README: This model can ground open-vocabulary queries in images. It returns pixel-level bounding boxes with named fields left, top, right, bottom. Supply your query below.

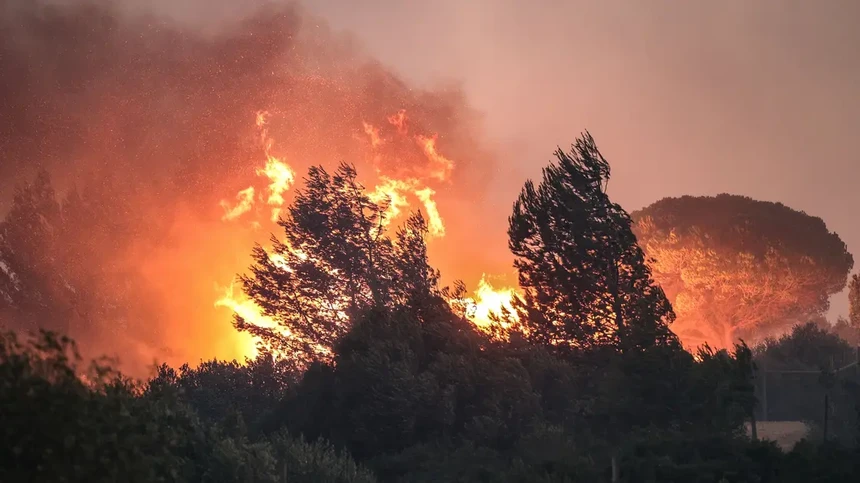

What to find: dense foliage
left=3, top=135, right=860, bottom=481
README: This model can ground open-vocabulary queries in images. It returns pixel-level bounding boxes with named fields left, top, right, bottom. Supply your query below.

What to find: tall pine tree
left=508, top=132, right=676, bottom=355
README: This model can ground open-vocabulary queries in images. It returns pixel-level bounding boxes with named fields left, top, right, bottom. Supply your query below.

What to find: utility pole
left=823, top=357, right=835, bottom=442
left=761, top=362, right=768, bottom=422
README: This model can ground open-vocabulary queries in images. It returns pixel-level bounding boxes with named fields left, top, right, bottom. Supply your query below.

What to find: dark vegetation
left=3, top=134, right=860, bottom=481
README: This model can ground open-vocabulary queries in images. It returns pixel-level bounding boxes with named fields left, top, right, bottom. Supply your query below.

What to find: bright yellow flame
left=257, top=156, right=295, bottom=221
left=255, top=111, right=295, bottom=221
left=368, top=178, right=446, bottom=238
left=216, top=109, right=462, bottom=361
left=214, top=281, right=283, bottom=359
left=369, top=177, right=412, bottom=226
left=464, top=274, right=520, bottom=329
left=221, top=111, right=296, bottom=224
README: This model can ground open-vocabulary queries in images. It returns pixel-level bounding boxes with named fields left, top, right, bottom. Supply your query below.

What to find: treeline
left=3, top=134, right=860, bottom=482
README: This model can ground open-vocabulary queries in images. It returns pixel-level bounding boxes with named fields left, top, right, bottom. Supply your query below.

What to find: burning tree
left=236, top=163, right=440, bottom=363
left=632, top=194, right=854, bottom=348
left=507, top=132, right=677, bottom=354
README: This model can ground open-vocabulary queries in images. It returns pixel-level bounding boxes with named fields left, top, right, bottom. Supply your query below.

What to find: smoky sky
left=296, top=0, right=860, bottom=319
left=141, top=0, right=860, bottom=317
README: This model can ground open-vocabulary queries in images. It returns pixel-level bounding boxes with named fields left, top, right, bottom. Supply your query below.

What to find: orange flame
left=362, top=121, right=384, bottom=149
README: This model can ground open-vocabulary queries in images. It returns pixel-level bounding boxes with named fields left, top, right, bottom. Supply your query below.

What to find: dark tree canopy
left=508, top=133, right=676, bottom=354
left=632, top=194, right=854, bottom=348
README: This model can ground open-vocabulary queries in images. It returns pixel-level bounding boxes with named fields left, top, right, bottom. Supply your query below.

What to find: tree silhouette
left=507, top=133, right=676, bottom=354
left=0, top=171, right=69, bottom=333
left=0, top=171, right=164, bottom=366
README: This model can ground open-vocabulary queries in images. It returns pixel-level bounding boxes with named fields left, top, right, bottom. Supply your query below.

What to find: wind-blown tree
left=238, top=163, right=439, bottom=363
left=507, top=133, right=688, bottom=481
left=632, top=195, right=854, bottom=348
left=507, top=132, right=677, bottom=354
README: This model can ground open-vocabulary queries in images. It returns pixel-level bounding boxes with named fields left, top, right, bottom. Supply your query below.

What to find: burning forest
left=0, top=0, right=518, bottom=374
left=2, top=0, right=858, bottom=373
left=4, top=2, right=860, bottom=480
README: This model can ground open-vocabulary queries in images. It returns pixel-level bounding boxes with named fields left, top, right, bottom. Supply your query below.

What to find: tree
left=832, top=317, right=860, bottom=346
left=0, top=329, right=379, bottom=483
left=0, top=170, right=67, bottom=332
left=237, top=163, right=439, bottom=363
left=849, top=274, right=860, bottom=329
left=0, top=171, right=166, bottom=370
left=507, top=132, right=676, bottom=354
left=632, top=194, right=854, bottom=349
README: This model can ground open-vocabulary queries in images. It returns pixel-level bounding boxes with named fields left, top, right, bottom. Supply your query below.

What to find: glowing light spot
left=416, top=134, right=454, bottom=182
left=414, top=187, right=445, bottom=237
left=219, top=186, right=255, bottom=221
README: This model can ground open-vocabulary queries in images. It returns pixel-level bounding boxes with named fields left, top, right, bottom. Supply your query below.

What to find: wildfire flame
left=462, top=274, right=521, bottom=330
left=416, top=134, right=455, bottom=182
left=215, top=109, right=518, bottom=359
left=219, top=111, right=296, bottom=223
left=368, top=178, right=445, bottom=238
left=214, top=282, right=278, bottom=359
